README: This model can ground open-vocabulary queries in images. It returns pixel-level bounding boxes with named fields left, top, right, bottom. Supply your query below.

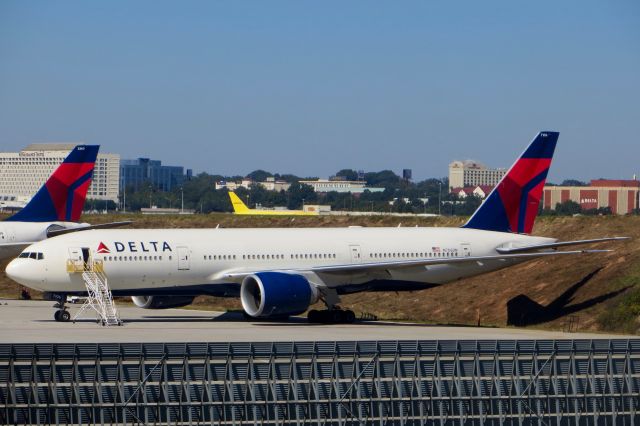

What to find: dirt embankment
left=1, top=214, right=638, bottom=334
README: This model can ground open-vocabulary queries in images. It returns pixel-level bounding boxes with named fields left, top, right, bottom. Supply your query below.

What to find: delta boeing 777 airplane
left=0, top=145, right=129, bottom=261
left=6, top=132, right=627, bottom=322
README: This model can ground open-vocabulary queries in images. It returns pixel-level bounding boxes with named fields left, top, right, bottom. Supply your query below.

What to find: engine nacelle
left=240, top=272, right=318, bottom=318
left=131, top=295, right=195, bottom=309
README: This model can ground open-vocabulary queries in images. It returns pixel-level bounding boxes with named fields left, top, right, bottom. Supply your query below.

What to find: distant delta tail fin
left=228, top=192, right=251, bottom=214
left=462, top=131, right=559, bottom=234
left=6, top=145, right=100, bottom=222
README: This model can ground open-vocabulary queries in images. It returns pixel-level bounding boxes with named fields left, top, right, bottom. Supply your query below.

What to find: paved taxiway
left=0, top=300, right=632, bottom=343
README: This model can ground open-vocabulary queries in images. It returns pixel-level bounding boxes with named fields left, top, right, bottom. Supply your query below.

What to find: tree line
left=84, top=169, right=627, bottom=216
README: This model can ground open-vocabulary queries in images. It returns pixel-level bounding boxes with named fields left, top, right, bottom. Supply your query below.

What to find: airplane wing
left=495, top=237, right=629, bottom=254
left=220, top=249, right=611, bottom=280
left=46, top=221, right=133, bottom=238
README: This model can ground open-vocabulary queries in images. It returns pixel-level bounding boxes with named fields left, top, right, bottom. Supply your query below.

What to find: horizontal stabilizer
left=0, top=242, right=34, bottom=259
left=46, top=221, right=133, bottom=238
left=495, top=237, right=630, bottom=254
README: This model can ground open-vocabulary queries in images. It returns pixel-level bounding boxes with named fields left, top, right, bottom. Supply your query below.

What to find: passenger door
left=68, top=247, right=84, bottom=272
left=349, top=245, right=362, bottom=264
left=0, top=225, right=15, bottom=242
left=460, top=243, right=471, bottom=257
left=177, top=246, right=190, bottom=270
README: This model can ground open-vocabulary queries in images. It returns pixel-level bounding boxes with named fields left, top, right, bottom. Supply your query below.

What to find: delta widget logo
left=96, top=242, right=110, bottom=254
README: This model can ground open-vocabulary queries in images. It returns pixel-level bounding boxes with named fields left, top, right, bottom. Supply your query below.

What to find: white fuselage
left=6, top=227, right=555, bottom=295
left=0, top=221, right=88, bottom=261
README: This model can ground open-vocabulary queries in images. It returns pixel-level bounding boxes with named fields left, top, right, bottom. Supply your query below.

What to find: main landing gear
left=308, top=288, right=356, bottom=324
left=307, top=308, right=356, bottom=324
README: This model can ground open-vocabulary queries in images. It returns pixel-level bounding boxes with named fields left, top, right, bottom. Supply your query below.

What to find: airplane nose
left=6, top=259, right=21, bottom=283
left=6, top=259, right=33, bottom=286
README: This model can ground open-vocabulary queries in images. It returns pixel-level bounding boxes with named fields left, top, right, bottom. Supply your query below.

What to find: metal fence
left=1, top=339, right=639, bottom=425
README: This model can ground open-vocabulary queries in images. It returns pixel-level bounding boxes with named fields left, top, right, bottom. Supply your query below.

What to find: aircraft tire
left=344, top=310, right=356, bottom=323
left=331, top=310, right=345, bottom=323
left=307, top=310, right=320, bottom=323
left=60, top=310, right=71, bottom=322
left=54, top=310, right=61, bottom=322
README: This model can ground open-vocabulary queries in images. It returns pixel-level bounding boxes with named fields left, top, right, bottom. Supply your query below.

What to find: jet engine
left=240, top=272, right=319, bottom=318
left=131, top=295, right=195, bottom=309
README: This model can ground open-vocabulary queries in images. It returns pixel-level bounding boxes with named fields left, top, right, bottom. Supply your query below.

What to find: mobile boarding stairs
left=66, top=257, right=122, bottom=326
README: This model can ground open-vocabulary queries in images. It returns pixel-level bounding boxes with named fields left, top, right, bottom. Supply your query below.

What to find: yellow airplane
left=228, top=192, right=319, bottom=216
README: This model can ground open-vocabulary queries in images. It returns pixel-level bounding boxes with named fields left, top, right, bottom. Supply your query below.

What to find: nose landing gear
left=51, top=294, right=70, bottom=322
left=53, top=308, right=71, bottom=322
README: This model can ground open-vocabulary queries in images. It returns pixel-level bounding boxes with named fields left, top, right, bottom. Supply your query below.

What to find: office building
left=120, top=158, right=188, bottom=192
left=299, top=179, right=385, bottom=194
left=0, top=143, right=120, bottom=203
left=449, top=160, right=506, bottom=190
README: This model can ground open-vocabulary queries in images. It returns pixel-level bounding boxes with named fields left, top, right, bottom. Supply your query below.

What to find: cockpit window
left=18, top=252, right=44, bottom=260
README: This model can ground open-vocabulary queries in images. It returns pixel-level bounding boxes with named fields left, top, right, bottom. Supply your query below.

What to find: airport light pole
left=438, top=181, right=442, bottom=216
left=122, top=174, right=126, bottom=212
left=180, top=186, right=184, bottom=213
left=424, top=192, right=427, bottom=214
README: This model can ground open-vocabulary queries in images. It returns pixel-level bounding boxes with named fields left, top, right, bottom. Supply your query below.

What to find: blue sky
left=1, top=1, right=638, bottom=182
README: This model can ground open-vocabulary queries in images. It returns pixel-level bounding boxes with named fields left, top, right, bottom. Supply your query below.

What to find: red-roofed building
left=590, top=179, right=640, bottom=188
left=543, top=179, right=639, bottom=214
left=451, top=185, right=495, bottom=199
left=473, top=185, right=494, bottom=198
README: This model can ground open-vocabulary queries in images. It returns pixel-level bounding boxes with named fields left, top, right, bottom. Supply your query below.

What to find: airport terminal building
left=0, top=143, right=120, bottom=204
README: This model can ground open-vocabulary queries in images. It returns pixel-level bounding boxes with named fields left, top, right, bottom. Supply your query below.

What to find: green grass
left=596, top=259, right=640, bottom=334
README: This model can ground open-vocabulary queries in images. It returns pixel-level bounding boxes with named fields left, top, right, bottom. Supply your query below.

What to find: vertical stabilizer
left=462, top=131, right=559, bottom=234
left=6, top=145, right=100, bottom=222
left=229, top=192, right=251, bottom=214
